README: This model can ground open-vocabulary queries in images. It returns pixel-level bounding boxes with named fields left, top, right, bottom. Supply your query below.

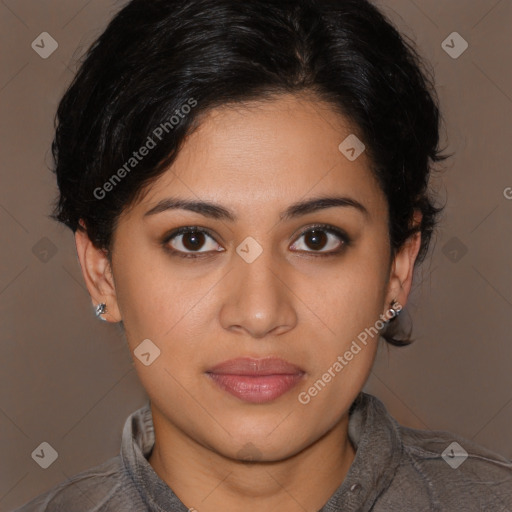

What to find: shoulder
left=358, top=393, right=512, bottom=509
left=11, top=455, right=143, bottom=512
left=387, top=423, right=512, bottom=510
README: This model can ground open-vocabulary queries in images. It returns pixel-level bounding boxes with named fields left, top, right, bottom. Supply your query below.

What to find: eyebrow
left=143, top=195, right=369, bottom=221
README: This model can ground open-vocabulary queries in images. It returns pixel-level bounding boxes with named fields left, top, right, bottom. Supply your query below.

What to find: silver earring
left=387, top=299, right=402, bottom=322
left=383, top=299, right=402, bottom=324
left=95, top=302, right=107, bottom=318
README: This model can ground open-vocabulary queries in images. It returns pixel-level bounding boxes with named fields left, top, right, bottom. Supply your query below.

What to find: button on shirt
left=12, top=392, right=512, bottom=511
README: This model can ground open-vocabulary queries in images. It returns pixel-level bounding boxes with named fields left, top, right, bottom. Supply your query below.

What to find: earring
left=95, top=302, right=107, bottom=319
left=386, top=299, right=402, bottom=323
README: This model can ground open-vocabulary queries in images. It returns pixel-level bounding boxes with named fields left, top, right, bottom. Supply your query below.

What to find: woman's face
left=83, top=93, right=418, bottom=462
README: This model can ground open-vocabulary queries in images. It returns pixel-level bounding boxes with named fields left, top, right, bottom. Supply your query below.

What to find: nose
left=219, top=246, right=298, bottom=339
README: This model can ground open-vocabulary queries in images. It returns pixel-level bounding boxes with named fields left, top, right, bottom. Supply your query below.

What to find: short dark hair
left=51, top=0, right=448, bottom=346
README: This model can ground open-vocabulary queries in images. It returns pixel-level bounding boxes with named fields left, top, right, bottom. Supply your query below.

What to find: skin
left=75, top=92, right=421, bottom=512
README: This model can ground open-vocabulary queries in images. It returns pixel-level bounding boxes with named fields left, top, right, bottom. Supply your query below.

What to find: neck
left=148, top=407, right=356, bottom=512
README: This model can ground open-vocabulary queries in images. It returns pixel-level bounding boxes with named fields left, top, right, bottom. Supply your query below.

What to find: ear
left=385, top=211, right=422, bottom=311
left=74, top=219, right=122, bottom=322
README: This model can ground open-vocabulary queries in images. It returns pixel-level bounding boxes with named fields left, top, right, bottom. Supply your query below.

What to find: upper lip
left=206, top=357, right=305, bottom=376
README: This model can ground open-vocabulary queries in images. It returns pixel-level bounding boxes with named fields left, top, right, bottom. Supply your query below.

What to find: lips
left=206, top=357, right=305, bottom=404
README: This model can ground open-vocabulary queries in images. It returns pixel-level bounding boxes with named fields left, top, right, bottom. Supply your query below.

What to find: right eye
left=163, top=227, right=224, bottom=258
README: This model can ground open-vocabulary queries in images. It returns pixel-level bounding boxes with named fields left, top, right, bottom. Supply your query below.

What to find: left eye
left=290, top=227, right=346, bottom=253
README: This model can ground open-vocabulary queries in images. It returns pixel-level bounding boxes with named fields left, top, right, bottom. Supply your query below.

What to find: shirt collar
left=121, top=392, right=403, bottom=511
left=320, top=392, right=403, bottom=511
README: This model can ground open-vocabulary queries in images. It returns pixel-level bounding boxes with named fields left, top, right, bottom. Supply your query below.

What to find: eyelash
left=161, top=223, right=351, bottom=259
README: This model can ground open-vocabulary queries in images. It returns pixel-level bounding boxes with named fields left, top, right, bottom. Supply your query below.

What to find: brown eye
left=181, top=231, right=206, bottom=251
left=165, top=227, right=223, bottom=256
left=303, top=229, right=328, bottom=251
left=290, top=225, right=348, bottom=255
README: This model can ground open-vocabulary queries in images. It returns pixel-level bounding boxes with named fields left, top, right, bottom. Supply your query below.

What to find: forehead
left=130, top=93, right=386, bottom=219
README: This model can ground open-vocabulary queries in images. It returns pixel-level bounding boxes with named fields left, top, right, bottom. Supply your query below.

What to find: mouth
left=205, top=357, right=306, bottom=404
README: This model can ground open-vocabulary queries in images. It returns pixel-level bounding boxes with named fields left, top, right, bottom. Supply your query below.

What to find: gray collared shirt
left=12, top=392, right=512, bottom=511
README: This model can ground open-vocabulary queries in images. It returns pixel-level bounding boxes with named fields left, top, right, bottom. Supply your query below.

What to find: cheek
left=312, top=252, right=388, bottom=337
left=295, top=280, right=385, bottom=426
left=114, top=261, right=219, bottom=368
left=111, top=253, right=179, bottom=344
left=299, top=244, right=389, bottom=379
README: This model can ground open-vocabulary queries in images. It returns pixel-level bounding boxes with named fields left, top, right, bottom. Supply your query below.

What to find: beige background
left=1, top=0, right=511, bottom=510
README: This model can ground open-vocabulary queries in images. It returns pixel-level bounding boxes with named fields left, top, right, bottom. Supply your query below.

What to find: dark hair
left=50, top=0, right=448, bottom=346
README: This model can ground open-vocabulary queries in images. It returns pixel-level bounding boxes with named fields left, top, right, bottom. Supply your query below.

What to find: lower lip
left=206, top=373, right=304, bottom=403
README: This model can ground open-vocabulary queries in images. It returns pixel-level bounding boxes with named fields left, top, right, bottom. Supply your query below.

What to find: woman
left=14, top=0, right=512, bottom=510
